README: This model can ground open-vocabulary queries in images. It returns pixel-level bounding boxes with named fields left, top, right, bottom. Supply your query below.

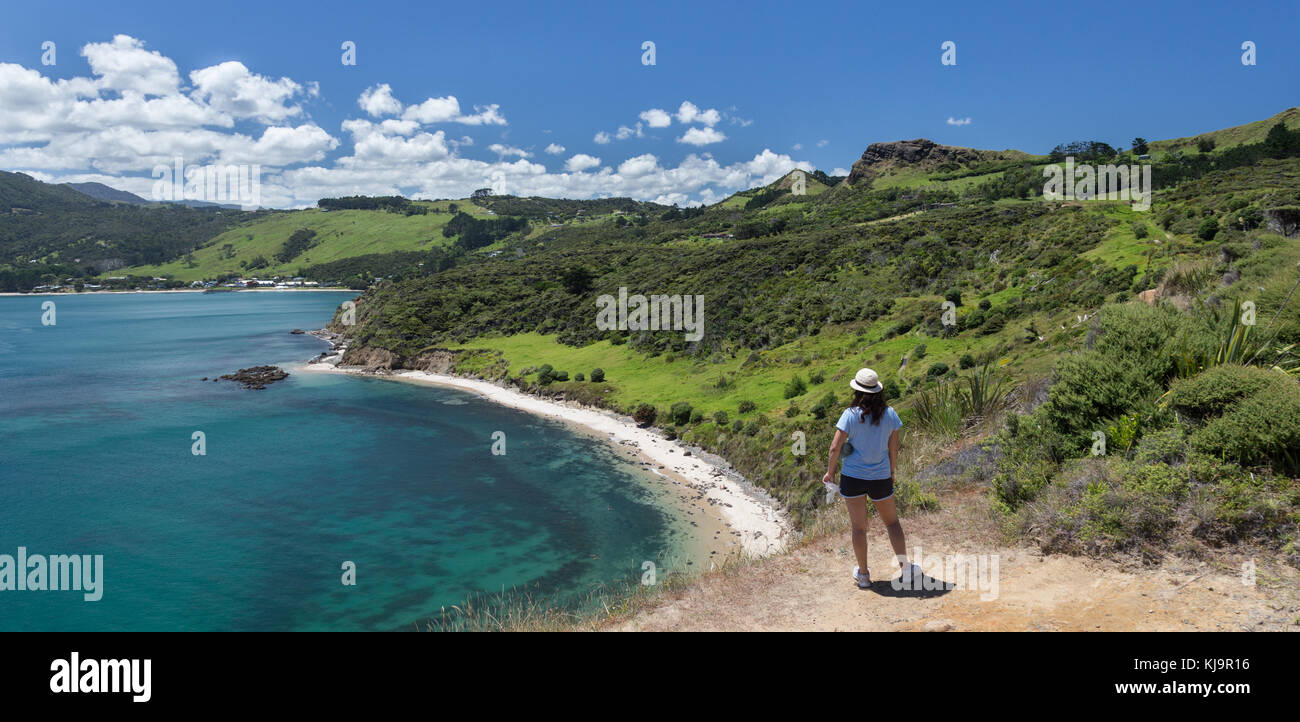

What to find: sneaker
left=898, top=562, right=923, bottom=587
left=853, top=566, right=871, bottom=589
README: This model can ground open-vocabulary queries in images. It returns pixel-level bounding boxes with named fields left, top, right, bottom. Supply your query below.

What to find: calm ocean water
left=0, top=292, right=700, bottom=630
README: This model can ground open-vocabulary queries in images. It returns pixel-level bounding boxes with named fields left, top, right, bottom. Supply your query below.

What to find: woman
left=821, top=368, right=917, bottom=589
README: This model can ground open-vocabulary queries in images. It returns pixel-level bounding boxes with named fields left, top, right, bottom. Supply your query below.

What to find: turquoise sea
left=0, top=292, right=702, bottom=630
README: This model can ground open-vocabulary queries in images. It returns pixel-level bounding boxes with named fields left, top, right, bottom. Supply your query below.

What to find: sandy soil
left=612, top=498, right=1300, bottom=632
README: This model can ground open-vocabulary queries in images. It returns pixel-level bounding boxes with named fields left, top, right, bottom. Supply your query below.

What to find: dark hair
left=852, top=389, right=887, bottom=425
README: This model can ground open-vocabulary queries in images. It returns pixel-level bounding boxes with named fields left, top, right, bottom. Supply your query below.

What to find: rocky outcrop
left=1264, top=207, right=1300, bottom=238
left=339, top=345, right=399, bottom=371
left=219, top=366, right=289, bottom=390
left=846, top=139, right=988, bottom=185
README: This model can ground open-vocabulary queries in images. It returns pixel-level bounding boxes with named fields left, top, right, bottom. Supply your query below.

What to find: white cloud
left=189, top=61, right=305, bottom=123
left=617, top=153, right=659, bottom=177
left=832, top=167, right=849, bottom=176
left=565, top=153, right=601, bottom=171
left=359, top=84, right=403, bottom=117
left=816, top=139, right=829, bottom=148
left=791, top=143, right=803, bottom=151
left=401, top=95, right=460, bottom=123
left=0, top=37, right=811, bottom=208
left=946, top=116, right=972, bottom=126
left=678, top=127, right=726, bottom=146
left=81, top=35, right=180, bottom=97
left=457, top=103, right=506, bottom=126
left=488, top=143, right=531, bottom=158
left=675, top=101, right=721, bottom=126
left=638, top=108, right=672, bottom=128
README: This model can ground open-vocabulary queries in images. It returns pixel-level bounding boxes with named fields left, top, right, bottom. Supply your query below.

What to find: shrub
left=670, top=401, right=693, bottom=426
left=552, top=370, right=569, bottom=382
left=1042, top=303, right=1197, bottom=448
left=784, top=405, right=800, bottom=418
left=927, top=362, right=950, bottom=378
left=809, top=370, right=825, bottom=384
left=1188, top=380, right=1300, bottom=474
left=913, top=344, right=928, bottom=360
left=783, top=375, right=807, bottom=399
left=959, top=353, right=976, bottom=369
left=944, top=289, right=962, bottom=307
left=690, top=410, right=703, bottom=424
left=1132, top=221, right=1148, bottom=239
left=743, top=421, right=760, bottom=436
left=810, top=403, right=829, bottom=419
left=979, top=314, right=1005, bottom=335
left=1132, top=427, right=1187, bottom=466
left=536, top=364, right=555, bottom=385
left=1197, top=217, right=1219, bottom=240
left=713, top=411, right=728, bottom=425
left=731, top=420, right=744, bottom=433
left=574, top=372, right=584, bottom=382
left=883, top=379, right=900, bottom=400
left=590, top=368, right=605, bottom=382
left=633, top=404, right=657, bottom=426
left=737, top=399, right=757, bottom=414
left=1166, top=365, right=1287, bottom=419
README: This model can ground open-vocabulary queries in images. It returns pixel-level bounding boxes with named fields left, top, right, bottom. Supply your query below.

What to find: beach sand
left=299, top=361, right=791, bottom=559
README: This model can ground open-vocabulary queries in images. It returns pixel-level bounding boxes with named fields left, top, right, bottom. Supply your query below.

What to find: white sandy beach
left=300, top=360, right=791, bottom=557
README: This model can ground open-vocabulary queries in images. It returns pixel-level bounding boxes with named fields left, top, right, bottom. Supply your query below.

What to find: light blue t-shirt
left=835, top=406, right=901, bottom=480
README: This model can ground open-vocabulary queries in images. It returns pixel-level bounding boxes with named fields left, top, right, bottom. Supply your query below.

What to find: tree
left=1197, top=217, right=1220, bottom=241
left=1132, top=137, right=1149, bottom=155
left=561, top=266, right=595, bottom=295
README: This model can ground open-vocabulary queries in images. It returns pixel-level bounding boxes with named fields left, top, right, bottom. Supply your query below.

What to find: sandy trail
left=613, top=502, right=1299, bottom=632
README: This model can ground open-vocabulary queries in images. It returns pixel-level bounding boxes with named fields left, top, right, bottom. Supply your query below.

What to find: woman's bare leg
left=871, top=496, right=908, bottom=568
left=844, top=495, right=871, bottom=574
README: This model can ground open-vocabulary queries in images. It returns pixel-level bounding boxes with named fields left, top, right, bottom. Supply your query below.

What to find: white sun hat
left=849, top=367, right=884, bottom=393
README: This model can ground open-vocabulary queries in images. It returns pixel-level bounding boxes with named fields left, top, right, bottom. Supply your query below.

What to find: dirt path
left=612, top=502, right=1299, bottom=632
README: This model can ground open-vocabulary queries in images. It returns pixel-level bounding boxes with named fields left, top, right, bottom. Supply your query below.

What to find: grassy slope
left=117, top=200, right=490, bottom=281
left=1149, top=107, right=1300, bottom=155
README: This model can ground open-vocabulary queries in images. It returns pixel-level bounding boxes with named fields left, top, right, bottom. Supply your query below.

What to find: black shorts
left=839, top=474, right=894, bottom=502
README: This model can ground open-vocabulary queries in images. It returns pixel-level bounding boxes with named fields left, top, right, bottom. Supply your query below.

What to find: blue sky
left=0, top=0, right=1295, bottom=207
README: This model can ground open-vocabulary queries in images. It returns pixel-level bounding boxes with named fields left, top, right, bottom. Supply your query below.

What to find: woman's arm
left=822, top=429, right=848, bottom=485
left=888, top=429, right=899, bottom=478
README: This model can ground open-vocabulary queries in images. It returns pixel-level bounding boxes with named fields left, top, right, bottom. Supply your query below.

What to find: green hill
left=329, top=111, right=1300, bottom=564
left=1149, top=107, right=1300, bottom=156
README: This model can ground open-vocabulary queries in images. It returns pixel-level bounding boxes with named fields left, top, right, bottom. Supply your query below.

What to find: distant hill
left=846, top=139, right=1032, bottom=185
left=1149, top=107, right=1300, bottom=155
left=0, top=170, right=250, bottom=271
left=63, top=182, right=150, bottom=205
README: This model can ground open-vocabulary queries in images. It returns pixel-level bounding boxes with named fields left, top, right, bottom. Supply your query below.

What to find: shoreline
left=0, top=288, right=357, bottom=297
left=297, top=348, right=790, bottom=559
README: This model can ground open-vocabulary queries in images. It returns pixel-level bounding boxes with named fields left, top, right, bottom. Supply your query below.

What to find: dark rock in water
left=290, top=329, right=305, bottom=334
left=200, top=377, right=208, bottom=381
left=219, top=365, right=289, bottom=390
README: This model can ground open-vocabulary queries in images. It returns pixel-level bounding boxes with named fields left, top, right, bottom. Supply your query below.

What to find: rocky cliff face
left=845, top=139, right=990, bottom=185
left=1264, top=207, right=1300, bottom=238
